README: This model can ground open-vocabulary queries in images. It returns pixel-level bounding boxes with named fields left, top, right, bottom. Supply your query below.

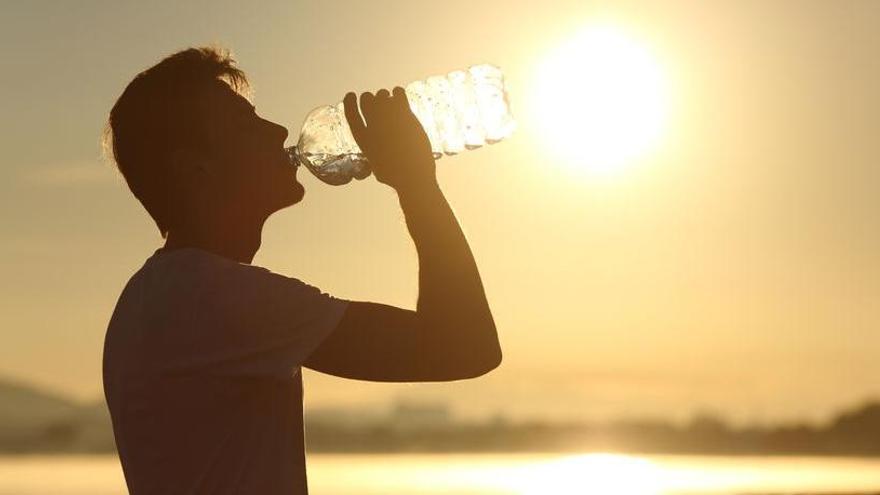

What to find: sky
left=1, top=0, right=878, bottom=426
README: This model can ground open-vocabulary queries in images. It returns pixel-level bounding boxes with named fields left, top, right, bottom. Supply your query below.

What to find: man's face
left=196, top=81, right=304, bottom=217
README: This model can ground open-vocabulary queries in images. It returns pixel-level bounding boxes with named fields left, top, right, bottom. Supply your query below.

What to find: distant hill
left=2, top=375, right=880, bottom=455
left=0, top=377, right=113, bottom=453
left=0, top=377, right=80, bottom=427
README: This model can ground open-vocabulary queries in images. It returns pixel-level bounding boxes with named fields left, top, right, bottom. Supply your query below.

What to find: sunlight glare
left=516, top=454, right=667, bottom=495
left=531, top=25, right=669, bottom=177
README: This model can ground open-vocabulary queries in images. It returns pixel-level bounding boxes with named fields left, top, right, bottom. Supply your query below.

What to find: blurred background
left=2, top=1, right=879, bottom=493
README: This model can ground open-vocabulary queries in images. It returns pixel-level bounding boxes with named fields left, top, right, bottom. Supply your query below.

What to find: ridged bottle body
left=287, top=64, right=515, bottom=185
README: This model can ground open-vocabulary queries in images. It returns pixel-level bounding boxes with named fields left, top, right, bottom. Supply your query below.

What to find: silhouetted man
left=102, top=47, right=501, bottom=494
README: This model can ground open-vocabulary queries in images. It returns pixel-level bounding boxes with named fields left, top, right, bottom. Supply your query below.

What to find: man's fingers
left=360, top=91, right=376, bottom=122
left=343, top=92, right=368, bottom=149
left=392, top=86, right=411, bottom=113
left=373, top=89, right=394, bottom=122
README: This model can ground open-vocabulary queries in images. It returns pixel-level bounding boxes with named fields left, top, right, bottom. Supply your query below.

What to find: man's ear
left=168, top=147, right=212, bottom=182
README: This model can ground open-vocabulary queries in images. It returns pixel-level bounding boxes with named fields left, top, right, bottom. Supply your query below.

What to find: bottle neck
left=284, top=146, right=300, bottom=168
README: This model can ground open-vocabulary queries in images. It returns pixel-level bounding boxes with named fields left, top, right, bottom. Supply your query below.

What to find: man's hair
left=104, top=46, right=250, bottom=238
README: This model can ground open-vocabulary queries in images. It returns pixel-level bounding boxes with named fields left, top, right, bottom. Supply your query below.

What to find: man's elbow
left=457, top=344, right=502, bottom=379
left=420, top=318, right=502, bottom=380
left=479, top=347, right=504, bottom=376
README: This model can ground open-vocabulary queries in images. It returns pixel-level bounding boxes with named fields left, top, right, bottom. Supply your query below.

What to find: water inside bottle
left=304, top=152, right=371, bottom=181
left=287, top=147, right=371, bottom=185
left=288, top=146, right=447, bottom=185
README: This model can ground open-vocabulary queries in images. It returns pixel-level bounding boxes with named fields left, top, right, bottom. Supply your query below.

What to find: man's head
left=106, top=47, right=302, bottom=238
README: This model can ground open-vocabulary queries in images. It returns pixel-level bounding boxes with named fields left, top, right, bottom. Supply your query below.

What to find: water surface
left=2, top=453, right=879, bottom=494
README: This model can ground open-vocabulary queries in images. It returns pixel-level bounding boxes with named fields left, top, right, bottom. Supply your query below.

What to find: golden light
left=531, top=24, right=670, bottom=177
left=515, top=454, right=667, bottom=495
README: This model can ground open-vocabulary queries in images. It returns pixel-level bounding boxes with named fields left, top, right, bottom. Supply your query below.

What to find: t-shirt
left=103, top=247, right=349, bottom=495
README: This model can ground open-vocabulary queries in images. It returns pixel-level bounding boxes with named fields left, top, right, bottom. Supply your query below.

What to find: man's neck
left=164, top=215, right=266, bottom=264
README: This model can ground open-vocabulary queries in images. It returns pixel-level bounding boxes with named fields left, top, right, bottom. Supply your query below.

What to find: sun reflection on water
left=514, top=453, right=667, bottom=495
left=396, top=452, right=673, bottom=495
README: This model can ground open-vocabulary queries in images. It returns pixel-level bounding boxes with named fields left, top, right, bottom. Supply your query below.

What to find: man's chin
left=282, top=183, right=306, bottom=208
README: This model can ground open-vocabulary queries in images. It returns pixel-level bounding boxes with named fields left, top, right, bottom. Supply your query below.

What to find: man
left=102, top=47, right=501, bottom=494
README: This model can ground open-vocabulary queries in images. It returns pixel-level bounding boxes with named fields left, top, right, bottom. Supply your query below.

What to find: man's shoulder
left=107, top=249, right=238, bottom=329
left=135, top=247, right=279, bottom=286
left=122, top=247, right=329, bottom=309
left=105, top=249, right=275, bottom=360
left=147, top=247, right=240, bottom=272
left=112, top=247, right=346, bottom=330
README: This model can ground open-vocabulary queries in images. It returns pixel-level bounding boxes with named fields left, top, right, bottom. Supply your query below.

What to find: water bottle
left=286, top=64, right=515, bottom=185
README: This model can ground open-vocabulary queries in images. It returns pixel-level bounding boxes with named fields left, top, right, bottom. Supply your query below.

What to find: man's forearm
left=397, top=180, right=501, bottom=368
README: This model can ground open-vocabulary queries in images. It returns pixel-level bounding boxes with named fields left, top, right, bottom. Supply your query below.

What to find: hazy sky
left=1, top=0, right=878, bottom=425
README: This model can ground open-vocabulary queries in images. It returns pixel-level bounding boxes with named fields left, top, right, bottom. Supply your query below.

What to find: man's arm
left=303, top=88, right=501, bottom=382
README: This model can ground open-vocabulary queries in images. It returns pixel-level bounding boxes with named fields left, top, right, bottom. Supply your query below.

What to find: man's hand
left=343, top=89, right=437, bottom=193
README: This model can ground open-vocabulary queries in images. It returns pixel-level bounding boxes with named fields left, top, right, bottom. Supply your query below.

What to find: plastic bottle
left=286, top=64, right=515, bottom=185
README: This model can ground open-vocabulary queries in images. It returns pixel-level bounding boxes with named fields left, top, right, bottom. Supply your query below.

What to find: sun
left=531, top=25, right=669, bottom=177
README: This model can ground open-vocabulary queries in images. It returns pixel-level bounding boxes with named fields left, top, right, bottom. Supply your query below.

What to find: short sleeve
left=152, top=253, right=349, bottom=378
